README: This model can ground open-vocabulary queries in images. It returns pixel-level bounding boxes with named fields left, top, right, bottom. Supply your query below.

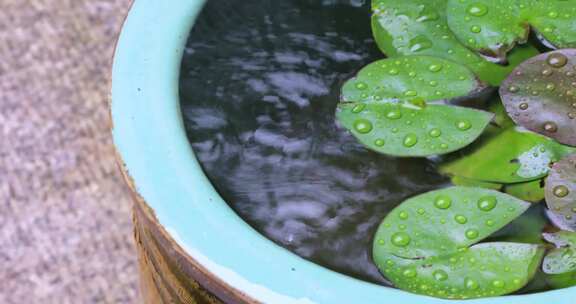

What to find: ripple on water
left=180, top=0, right=448, bottom=285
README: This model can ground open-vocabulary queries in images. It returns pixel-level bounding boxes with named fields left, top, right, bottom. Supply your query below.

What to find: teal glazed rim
left=111, top=1, right=575, bottom=303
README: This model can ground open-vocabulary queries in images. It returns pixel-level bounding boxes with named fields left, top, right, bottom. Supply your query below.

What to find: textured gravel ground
left=0, top=1, right=140, bottom=303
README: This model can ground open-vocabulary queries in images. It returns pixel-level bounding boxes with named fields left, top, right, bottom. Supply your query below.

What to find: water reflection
left=180, top=0, right=448, bottom=284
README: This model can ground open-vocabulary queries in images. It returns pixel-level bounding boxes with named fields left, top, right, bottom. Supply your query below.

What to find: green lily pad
left=371, top=0, right=539, bottom=86
left=487, top=204, right=548, bottom=244
left=488, top=97, right=515, bottom=129
left=505, top=180, right=545, bottom=203
left=447, top=0, right=576, bottom=60
left=337, top=102, right=492, bottom=157
left=341, top=56, right=485, bottom=105
left=546, top=271, right=576, bottom=289
left=500, top=49, right=576, bottom=147
left=543, top=231, right=576, bottom=275
left=338, top=56, right=493, bottom=157
left=440, top=128, right=576, bottom=183
left=451, top=176, right=502, bottom=190
left=545, top=154, right=576, bottom=230
left=479, top=206, right=551, bottom=292
left=373, top=186, right=544, bottom=299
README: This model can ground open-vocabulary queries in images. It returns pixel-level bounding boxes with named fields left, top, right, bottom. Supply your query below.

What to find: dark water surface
left=179, top=0, right=453, bottom=285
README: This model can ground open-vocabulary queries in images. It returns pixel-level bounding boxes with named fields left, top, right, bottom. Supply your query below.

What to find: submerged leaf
left=341, top=56, right=484, bottom=104
left=447, top=0, right=576, bottom=60
left=545, top=154, right=576, bottom=230
left=440, top=128, right=575, bottom=183
left=451, top=176, right=502, bottom=190
left=337, top=103, right=492, bottom=157
left=488, top=97, right=515, bottom=129
left=500, top=49, right=576, bottom=147
left=373, top=187, right=544, bottom=299
left=486, top=205, right=548, bottom=245
left=546, top=271, right=576, bottom=289
left=371, top=0, right=539, bottom=85
left=543, top=231, right=576, bottom=275
left=505, top=180, right=545, bottom=203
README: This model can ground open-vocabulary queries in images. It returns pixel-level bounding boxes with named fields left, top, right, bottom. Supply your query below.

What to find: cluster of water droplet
left=345, top=57, right=476, bottom=104
left=447, top=0, right=576, bottom=59
left=546, top=155, right=576, bottom=224
left=348, top=102, right=477, bottom=153
left=370, top=0, right=515, bottom=80
left=463, top=2, right=488, bottom=47
left=501, top=51, right=576, bottom=146
left=373, top=190, right=535, bottom=298
left=365, top=0, right=576, bottom=298
left=379, top=195, right=499, bottom=248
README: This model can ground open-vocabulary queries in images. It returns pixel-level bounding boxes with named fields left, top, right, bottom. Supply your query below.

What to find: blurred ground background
left=0, top=0, right=140, bottom=303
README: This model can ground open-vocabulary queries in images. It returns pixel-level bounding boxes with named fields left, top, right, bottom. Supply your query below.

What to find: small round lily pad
left=500, top=50, right=576, bottom=147
left=371, top=0, right=539, bottom=85
left=337, top=103, right=492, bottom=157
left=542, top=231, right=576, bottom=275
left=447, top=0, right=576, bottom=60
left=545, top=154, right=576, bottom=230
left=373, top=186, right=544, bottom=299
left=341, top=56, right=484, bottom=104
left=440, top=128, right=575, bottom=183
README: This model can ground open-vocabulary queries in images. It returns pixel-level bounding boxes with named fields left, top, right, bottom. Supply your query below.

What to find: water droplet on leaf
left=465, top=278, right=479, bottom=290
left=351, top=104, right=365, bottom=113
left=386, top=109, right=402, bottom=120
left=455, top=215, right=468, bottom=224
left=391, top=232, right=411, bottom=247
left=456, top=120, right=472, bottom=131
left=353, top=119, right=373, bottom=134
left=403, top=134, right=418, bottom=147
left=403, top=268, right=417, bottom=278
left=428, top=64, right=443, bottom=73
left=355, top=82, right=368, bottom=90
left=404, top=90, right=418, bottom=97
left=434, top=195, right=452, bottom=209
left=543, top=121, right=558, bottom=133
left=477, top=196, right=497, bottom=211
left=553, top=185, right=570, bottom=198
left=409, top=36, right=433, bottom=52
left=467, top=3, right=488, bottom=16
left=465, top=229, right=479, bottom=239
left=492, top=280, right=505, bottom=289
left=433, top=270, right=448, bottom=281
left=429, top=128, right=442, bottom=138
left=547, top=53, right=568, bottom=68
left=470, top=25, right=482, bottom=33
